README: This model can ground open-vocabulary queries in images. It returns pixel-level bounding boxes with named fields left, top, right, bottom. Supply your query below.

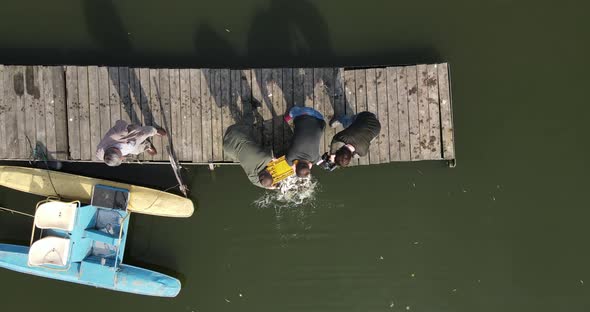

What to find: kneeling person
left=96, top=120, right=167, bottom=167
left=284, top=107, right=326, bottom=177
left=328, top=111, right=381, bottom=167
left=223, top=124, right=275, bottom=189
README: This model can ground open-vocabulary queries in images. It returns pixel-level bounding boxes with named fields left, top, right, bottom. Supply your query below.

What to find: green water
left=1, top=0, right=590, bottom=311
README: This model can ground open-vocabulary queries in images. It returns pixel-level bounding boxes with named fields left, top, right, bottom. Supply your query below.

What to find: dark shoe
left=329, top=117, right=342, bottom=129
left=156, top=128, right=167, bottom=137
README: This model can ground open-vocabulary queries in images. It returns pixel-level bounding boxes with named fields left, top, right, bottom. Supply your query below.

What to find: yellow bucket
left=266, top=156, right=294, bottom=184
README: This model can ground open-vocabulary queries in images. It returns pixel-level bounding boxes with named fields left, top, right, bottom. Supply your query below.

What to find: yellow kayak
left=0, top=166, right=194, bottom=218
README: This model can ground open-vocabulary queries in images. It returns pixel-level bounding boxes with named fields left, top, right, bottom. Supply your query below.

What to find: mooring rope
left=0, top=206, right=34, bottom=218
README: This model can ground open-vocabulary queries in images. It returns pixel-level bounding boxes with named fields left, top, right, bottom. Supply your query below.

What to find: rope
left=0, top=206, right=34, bottom=218
left=25, top=135, right=60, bottom=199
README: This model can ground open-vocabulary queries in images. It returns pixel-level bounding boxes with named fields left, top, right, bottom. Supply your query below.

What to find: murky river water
left=1, top=0, right=589, bottom=311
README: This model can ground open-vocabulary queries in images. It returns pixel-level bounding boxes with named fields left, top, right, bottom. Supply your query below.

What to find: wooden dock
left=0, top=64, right=455, bottom=166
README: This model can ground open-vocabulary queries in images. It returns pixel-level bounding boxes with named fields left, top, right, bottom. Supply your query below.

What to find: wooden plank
left=77, top=66, right=91, bottom=160
left=65, top=66, right=80, bottom=160
left=271, top=68, right=284, bottom=155
left=149, top=68, right=163, bottom=161
left=108, top=67, right=121, bottom=125
left=2, top=66, right=17, bottom=159
left=23, top=66, right=40, bottom=158
left=240, top=70, right=253, bottom=126
left=170, top=68, right=182, bottom=158
left=397, top=67, right=411, bottom=161
left=139, top=68, right=152, bottom=161
left=312, top=68, right=326, bottom=155
left=417, top=64, right=430, bottom=160
left=386, top=67, right=400, bottom=161
left=220, top=69, right=232, bottom=160
left=343, top=69, right=359, bottom=166
left=260, top=69, right=274, bottom=151
left=250, top=69, right=263, bottom=144
left=333, top=68, right=346, bottom=121
left=210, top=69, right=223, bottom=161
left=88, top=66, right=101, bottom=161
left=129, top=67, right=143, bottom=126
left=159, top=68, right=171, bottom=161
left=119, top=67, right=132, bottom=123
left=303, top=68, right=314, bottom=108
left=427, top=64, right=441, bottom=159
left=438, top=63, right=455, bottom=160
left=322, top=68, right=336, bottom=157
left=12, top=66, right=26, bottom=159
left=406, top=66, right=420, bottom=160
left=200, top=69, right=213, bottom=161
left=41, top=67, right=56, bottom=159
left=190, top=68, right=203, bottom=162
left=229, top=69, right=243, bottom=126
left=282, top=68, right=294, bottom=150
left=52, top=66, right=68, bottom=161
left=0, top=65, right=5, bottom=158
left=179, top=69, right=192, bottom=162
left=354, top=69, right=369, bottom=165
left=365, top=68, right=380, bottom=164
left=98, top=67, right=112, bottom=158
left=293, top=68, right=305, bottom=107
left=376, top=68, right=390, bottom=163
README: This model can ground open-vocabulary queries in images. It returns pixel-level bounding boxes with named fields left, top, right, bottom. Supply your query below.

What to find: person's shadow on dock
left=83, top=0, right=175, bottom=150
left=193, top=0, right=343, bottom=156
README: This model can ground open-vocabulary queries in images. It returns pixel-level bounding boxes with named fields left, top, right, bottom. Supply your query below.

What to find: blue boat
left=0, top=184, right=181, bottom=297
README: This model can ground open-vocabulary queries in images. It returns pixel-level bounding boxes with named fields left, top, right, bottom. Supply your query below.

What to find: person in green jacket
left=223, top=124, right=275, bottom=189
left=327, top=111, right=381, bottom=167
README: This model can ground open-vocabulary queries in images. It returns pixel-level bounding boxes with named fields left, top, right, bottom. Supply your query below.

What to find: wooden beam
left=88, top=66, right=101, bottom=161
left=65, top=66, right=80, bottom=160
left=438, top=63, right=455, bottom=160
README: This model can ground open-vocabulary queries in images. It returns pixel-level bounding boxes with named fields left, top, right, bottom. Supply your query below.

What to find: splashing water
left=254, top=175, right=319, bottom=209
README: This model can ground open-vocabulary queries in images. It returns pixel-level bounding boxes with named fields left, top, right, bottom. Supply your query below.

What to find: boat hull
left=0, top=166, right=193, bottom=218
left=0, top=244, right=180, bottom=297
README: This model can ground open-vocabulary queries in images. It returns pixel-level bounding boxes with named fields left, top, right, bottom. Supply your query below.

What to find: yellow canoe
left=0, top=166, right=194, bottom=218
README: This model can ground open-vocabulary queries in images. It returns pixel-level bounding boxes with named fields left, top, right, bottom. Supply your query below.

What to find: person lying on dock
left=284, top=106, right=326, bottom=178
left=325, top=111, right=381, bottom=167
left=223, top=124, right=276, bottom=189
left=96, top=120, right=167, bottom=167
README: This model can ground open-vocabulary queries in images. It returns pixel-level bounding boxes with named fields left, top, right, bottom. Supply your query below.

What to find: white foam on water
left=254, top=175, right=319, bottom=209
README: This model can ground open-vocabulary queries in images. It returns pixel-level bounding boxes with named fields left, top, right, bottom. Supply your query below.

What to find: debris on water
left=417, top=169, right=423, bottom=175
left=452, top=288, right=457, bottom=292
left=412, top=182, right=416, bottom=188
left=225, top=28, right=231, bottom=32
left=477, top=279, right=481, bottom=283
left=379, top=256, right=384, bottom=260
left=496, top=184, right=501, bottom=189
left=411, top=273, right=415, bottom=277
left=413, top=241, right=419, bottom=245
left=462, top=188, right=468, bottom=193
left=389, top=301, right=394, bottom=308
left=239, top=293, right=243, bottom=297
left=406, top=306, right=411, bottom=310
left=492, top=196, right=496, bottom=201
left=224, top=298, right=231, bottom=303
left=581, top=280, right=584, bottom=285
